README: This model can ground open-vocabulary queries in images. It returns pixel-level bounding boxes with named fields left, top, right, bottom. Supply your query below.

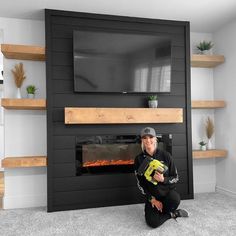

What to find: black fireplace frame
left=45, top=9, right=193, bottom=212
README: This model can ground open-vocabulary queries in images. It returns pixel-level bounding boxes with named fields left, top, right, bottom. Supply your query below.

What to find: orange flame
left=83, top=159, right=134, bottom=167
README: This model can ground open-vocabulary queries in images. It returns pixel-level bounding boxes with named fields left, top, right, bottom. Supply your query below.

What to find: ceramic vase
left=199, top=49, right=212, bottom=55
left=207, top=139, right=213, bottom=150
left=27, top=93, right=35, bottom=99
left=200, top=145, right=207, bottom=151
left=16, top=88, right=22, bottom=99
left=148, top=100, right=158, bottom=108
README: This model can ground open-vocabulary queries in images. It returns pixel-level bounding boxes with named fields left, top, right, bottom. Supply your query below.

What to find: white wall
left=0, top=17, right=46, bottom=208
left=190, top=32, right=218, bottom=193
left=213, top=19, right=236, bottom=197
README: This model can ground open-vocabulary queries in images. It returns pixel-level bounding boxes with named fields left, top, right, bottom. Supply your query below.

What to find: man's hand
left=153, top=172, right=164, bottom=182
left=150, top=197, right=163, bottom=212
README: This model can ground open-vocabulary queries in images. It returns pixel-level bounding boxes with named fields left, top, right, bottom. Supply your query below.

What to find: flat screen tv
left=73, top=30, right=171, bottom=93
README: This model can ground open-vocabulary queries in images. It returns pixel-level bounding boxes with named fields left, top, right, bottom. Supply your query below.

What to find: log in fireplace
left=75, top=134, right=172, bottom=175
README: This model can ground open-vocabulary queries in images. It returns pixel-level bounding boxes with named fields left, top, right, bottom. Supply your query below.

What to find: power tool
left=137, top=156, right=168, bottom=185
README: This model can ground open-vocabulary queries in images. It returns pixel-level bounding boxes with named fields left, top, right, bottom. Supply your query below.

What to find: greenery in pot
left=196, top=40, right=214, bottom=53
left=199, top=141, right=207, bottom=146
left=199, top=141, right=207, bottom=150
left=26, top=85, right=37, bottom=94
left=147, top=95, right=158, bottom=108
left=148, top=95, right=158, bottom=101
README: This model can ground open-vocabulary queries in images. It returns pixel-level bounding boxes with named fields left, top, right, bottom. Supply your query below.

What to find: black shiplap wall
left=45, top=9, right=193, bottom=212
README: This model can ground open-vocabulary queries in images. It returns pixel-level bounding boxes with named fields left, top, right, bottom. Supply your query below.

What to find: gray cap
left=140, top=127, right=156, bottom=138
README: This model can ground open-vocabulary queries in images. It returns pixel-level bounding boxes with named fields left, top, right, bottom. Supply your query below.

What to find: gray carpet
left=0, top=192, right=236, bottom=236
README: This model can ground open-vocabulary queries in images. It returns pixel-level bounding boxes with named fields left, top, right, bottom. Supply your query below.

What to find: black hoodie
left=134, top=149, right=179, bottom=201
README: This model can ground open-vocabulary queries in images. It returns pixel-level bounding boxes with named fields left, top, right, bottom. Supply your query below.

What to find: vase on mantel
left=148, top=100, right=158, bottom=108
left=16, top=87, right=22, bottom=99
left=207, top=138, right=213, bottom=150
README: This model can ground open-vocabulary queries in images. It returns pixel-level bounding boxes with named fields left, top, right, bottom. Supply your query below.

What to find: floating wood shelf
left=0, top=171, right=3, bottom=208
left=191, top=54, right=225, bottom=68
left=192, top=149, right=227, bottom=159
left=191, top=100, right=226, bottom=109
left=0, top=171, right=4, bottom=197
left=65, top=107, right=183, bottom=124
left=1, top=156, right=47, bottom=168
left=1, top=98, right=46, bottom=110
left=1, top=44, right=45, bottom=61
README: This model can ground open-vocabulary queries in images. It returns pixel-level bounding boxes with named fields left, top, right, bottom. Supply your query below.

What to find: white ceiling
left=0, top=0, right=236, bottom=32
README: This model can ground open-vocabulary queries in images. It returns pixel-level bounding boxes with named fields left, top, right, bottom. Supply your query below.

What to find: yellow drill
left=137, top=157, right=168, bottom=185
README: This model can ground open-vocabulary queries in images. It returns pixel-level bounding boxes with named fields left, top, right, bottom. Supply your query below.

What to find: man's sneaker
left=170, top=209, right=189, bottom=219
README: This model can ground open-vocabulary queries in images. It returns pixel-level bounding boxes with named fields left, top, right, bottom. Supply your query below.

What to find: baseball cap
left=140, top=127, right=156, bottom=138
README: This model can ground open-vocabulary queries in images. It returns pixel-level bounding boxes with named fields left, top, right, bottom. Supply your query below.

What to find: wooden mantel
left=65, top=107, right=183, bottom=124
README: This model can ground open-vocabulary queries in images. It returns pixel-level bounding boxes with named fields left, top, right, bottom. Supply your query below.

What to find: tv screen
left=73, top=30, right=171, bottom=93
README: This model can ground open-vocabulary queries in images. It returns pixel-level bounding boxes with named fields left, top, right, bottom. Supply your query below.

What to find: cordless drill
left=137, top=156, right=168, bottom=185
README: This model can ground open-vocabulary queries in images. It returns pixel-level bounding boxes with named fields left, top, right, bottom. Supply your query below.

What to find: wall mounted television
left=73, top=30, right=172, bottom=93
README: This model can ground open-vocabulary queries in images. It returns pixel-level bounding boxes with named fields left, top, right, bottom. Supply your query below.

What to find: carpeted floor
left=0, top=192, right=236, bottom=236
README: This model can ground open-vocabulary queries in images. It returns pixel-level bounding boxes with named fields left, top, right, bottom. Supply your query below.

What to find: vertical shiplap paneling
left=45, top=9, right=192, bottom=212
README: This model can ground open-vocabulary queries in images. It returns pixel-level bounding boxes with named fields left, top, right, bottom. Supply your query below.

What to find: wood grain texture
left=2, top=156, right=47, bottom=168
left=1, top=44, right=45, bottom=61
left=191, top=100, right=226, bottom=109
left=64, top=107, right=183, bottom=124
left=192, top=149, right=227, bottom=159
left=191, top=54, right=225, bottom=68
left=1, top=98, right=46, bottom=110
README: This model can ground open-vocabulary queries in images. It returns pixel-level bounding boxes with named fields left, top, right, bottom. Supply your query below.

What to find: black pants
left=144, top=190, right=180, bottom=228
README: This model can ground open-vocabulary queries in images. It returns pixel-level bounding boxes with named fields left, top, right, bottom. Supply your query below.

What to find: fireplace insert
left=75, top=134, right=172, bottom=175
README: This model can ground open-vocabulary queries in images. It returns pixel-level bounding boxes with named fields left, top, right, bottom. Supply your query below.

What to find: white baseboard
left=194, top=182, right=216, bottom=193
left=215, top=186, right=236, bottom=198
left=3, top=194, right=47, bottom=209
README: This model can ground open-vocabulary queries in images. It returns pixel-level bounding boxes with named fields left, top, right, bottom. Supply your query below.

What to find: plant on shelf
left=196, top=40, right=214, bottom=55
left=205, top=117, right=214, bottom=149
left=26, top=85, right=37, bottom=99
left=11, top=62, right=26, bottom=98
left=147, top=95, right=158, bottom=108
left=199, top=141, right=207, bottom=151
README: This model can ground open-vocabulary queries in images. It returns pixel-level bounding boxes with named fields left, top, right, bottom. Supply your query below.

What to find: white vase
left=148, top=100, right=158, bottom=108
left=27, top=93, right=35, bottom=99
left=207, top=139, right=213, bottom=150
left=16, top=88, right=22, bottom=99
left=199, top=49, right=212, bottom=55
left=200, top=145, right=207, bottom=151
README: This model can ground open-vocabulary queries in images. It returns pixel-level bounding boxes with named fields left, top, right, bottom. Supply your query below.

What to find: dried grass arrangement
left=11, top=63, right=26, bottom=88
left=206, top=117, right=214, bottom=139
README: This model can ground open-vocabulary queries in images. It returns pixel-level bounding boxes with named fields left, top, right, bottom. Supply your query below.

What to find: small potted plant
left=199, top=141, right=207, bottom=151
left=148, top=95, right=158, bottom=108
left=196, top=40, right=214, bottom=55
left=26, top=85, right=37, bottom=99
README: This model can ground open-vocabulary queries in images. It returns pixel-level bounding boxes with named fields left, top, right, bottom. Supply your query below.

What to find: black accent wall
left=45, top=9, right=193, bottom=212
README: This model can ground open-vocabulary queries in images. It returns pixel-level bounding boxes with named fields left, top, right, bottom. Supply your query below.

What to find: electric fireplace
left=75, top=134, right=172, bottom=175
